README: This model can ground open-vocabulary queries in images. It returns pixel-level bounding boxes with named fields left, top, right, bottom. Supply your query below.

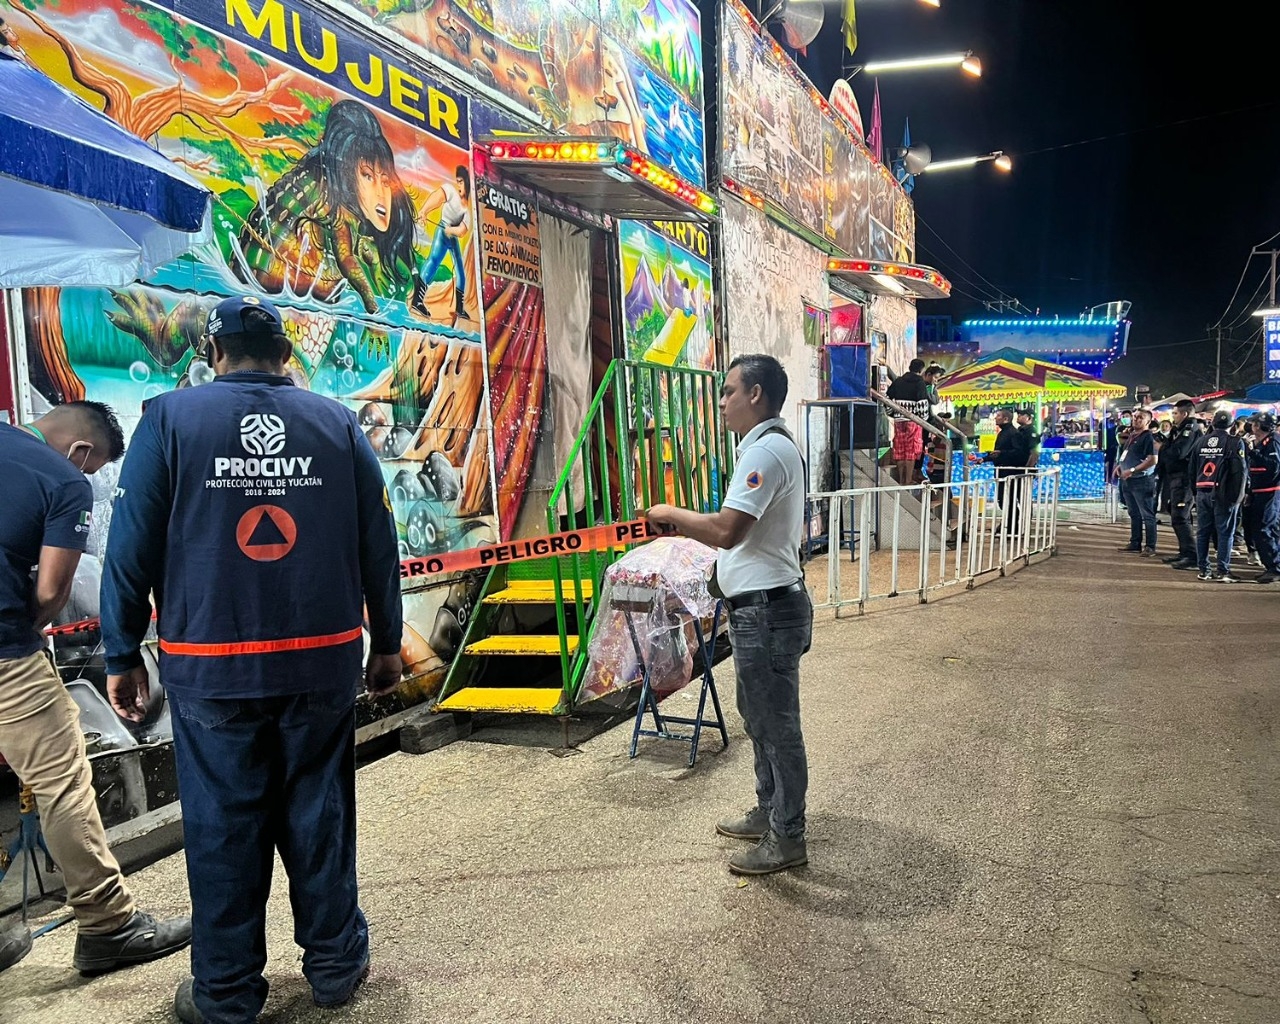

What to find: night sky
left=724, top=0, right=1280, bottom=395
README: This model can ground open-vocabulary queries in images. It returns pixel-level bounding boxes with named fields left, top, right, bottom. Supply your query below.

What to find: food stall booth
left=936, top=348, right=1127, bottom=499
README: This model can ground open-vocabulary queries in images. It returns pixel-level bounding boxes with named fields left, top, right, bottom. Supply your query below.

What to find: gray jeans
left=728, top=590, right=813, bottom=839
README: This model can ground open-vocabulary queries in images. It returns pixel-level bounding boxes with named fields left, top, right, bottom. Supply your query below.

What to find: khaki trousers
left=0, top=650, right=135, bottom=933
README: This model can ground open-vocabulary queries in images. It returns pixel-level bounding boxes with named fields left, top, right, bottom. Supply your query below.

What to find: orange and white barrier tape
left=399, top=517, right=673, bottom=579
left=45, top=518, right=674, bottom=635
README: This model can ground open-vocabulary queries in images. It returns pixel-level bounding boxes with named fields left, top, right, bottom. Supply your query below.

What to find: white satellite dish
left=775, top=0, right=824, bottom=49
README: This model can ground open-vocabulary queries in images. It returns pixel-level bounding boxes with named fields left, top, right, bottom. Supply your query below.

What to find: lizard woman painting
left=236, top=100, right=417, bottom=315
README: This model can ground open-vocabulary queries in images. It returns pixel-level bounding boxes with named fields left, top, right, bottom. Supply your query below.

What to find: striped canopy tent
left=936, top=347, right=1128, bottom=405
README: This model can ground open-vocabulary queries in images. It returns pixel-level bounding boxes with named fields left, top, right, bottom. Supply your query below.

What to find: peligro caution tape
left=43, top=518, right=674, bottom=635
left=399, top=517, right=673, bottom=579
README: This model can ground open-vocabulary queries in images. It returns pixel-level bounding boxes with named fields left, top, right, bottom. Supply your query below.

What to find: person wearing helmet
left=1246, top=413, right=1280, bottom=583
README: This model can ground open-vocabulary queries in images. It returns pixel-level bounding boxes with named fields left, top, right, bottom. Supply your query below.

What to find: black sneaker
left=1169, top=557, right=1198, bottom=570
left=73, top=911, right=191, bottom=976
left=1257, top=572, right=1279, bottom=585
left=1197, top=569, right=1216, bottom=581
left=0, top=923, right=32, bottom=974
left=715, top=806, right=770, bottom=841
left=1139, top=548, right=1157, bottom=558
left=1219, top=573, right=1242, bottom=584
left=1161, top=554, right=1182, bottom=564
left=728, top=830, right=808, bottom=876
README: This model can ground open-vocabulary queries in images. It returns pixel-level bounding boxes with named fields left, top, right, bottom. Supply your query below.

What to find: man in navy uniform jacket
left=101, top=295, right=403, bottom=1024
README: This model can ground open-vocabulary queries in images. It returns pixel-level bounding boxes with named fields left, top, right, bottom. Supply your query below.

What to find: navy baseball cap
left=205, top=295, right=284, bottom=339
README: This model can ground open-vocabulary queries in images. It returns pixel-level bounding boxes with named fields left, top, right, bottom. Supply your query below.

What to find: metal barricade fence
left=807, top=467, right=1062, bottom=614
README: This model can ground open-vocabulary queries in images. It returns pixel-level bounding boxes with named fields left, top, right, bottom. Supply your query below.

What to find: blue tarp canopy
left=1246, top=382, right=1280, bottom=403
left=0, top=52, right=211, bottom=287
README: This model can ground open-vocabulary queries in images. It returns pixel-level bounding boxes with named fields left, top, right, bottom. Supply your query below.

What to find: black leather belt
left=723, top=580, right=806, bottom=611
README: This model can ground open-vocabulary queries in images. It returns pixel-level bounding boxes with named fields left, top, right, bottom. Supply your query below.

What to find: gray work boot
left=715, top=806, right=770, bottom=841
left=0, top=923, right=32, bottom=973
left=73, top=910, right=191, bottom=975
left=729, top=830, right=808, bottom=876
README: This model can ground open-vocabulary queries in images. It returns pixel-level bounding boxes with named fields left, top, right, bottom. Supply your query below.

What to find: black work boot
left=728, top=830, right=808, bottom=876
left=715, top=806, right=770, bottom=841
left=314, top=957, right=371, bottom=1008
left=73, top=910, right=192, bottom=975
left=0, top=923, right=32, bottom=973
left=174, top=977, right=205, bottom=1024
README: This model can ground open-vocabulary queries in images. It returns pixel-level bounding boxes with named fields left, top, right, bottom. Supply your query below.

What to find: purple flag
left=867, top=80, right=883, bottom=162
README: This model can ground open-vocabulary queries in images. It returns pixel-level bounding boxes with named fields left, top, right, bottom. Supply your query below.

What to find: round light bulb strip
left=826, top=258, right=951, bottom=295
left=486, top=139, right=718, bottom=217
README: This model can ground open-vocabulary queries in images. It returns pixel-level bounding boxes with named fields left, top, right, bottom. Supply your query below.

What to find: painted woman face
left=356, top=159, right=393, bottom=233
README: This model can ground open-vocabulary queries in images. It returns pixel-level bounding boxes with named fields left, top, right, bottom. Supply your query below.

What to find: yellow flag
left=843, top=0, right=857, bottom=54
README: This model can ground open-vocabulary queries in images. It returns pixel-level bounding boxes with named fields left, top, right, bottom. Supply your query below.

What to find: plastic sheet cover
left=581, top=537, right=718, bottom=704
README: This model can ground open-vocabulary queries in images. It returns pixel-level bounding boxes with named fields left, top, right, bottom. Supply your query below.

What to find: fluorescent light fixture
left=1252, top=307, right=1280, bottom=317
left=921, top=155, right=982, bottom=173
left=921, top=151, right=1010, bottom=174
left=918, top=0, right=942, bottom=6
left=961, top=54, right=983, bottom=76
left=860, top=51, right=976, bottom=75
left=873, top=273, right=908, bottom=294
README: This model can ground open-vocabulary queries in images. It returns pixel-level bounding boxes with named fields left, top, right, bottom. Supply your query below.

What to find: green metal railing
left=546, top=359, right=731, bottom=704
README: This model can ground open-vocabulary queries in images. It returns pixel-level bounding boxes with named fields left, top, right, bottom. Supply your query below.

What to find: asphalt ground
left=2, top=522, right=1278, bottom=1024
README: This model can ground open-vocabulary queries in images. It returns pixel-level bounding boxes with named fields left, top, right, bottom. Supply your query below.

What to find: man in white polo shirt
left=647, top=354, right=812, bottom=875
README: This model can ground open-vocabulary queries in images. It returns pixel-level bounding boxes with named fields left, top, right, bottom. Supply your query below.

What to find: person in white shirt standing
left=415, top=166, right=472, bottom=324
left=647, top=355, right=812, bottom=876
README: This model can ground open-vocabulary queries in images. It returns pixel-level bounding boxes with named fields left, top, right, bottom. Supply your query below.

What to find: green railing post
left=547, top=360, right=728, bottom=708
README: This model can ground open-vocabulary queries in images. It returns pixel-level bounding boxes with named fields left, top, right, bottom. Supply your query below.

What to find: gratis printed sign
left=479, top=181, right=541, bottom=287
left=1266, top=315, right=1280, bottom=382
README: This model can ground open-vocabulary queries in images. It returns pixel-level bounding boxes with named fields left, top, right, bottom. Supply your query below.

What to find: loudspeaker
left=837, top=403, right=881, bottom=450
left=853, top=404, right=880, bottom=449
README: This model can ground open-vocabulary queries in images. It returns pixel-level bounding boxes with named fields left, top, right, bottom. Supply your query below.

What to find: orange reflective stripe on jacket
left=159, top=626, right=363, bottom=657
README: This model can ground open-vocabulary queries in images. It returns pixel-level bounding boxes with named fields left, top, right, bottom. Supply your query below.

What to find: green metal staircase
left=435, top=360, right=730, bottom=716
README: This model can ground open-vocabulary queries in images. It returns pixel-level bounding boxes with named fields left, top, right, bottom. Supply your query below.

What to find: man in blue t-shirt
left=0, top=402, right=191, bottom=975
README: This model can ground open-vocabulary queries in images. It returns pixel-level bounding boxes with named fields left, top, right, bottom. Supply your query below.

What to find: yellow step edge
left=463, top=635, right=579, bottom=657
left=436, top=686, right=564, bottom=714
left=484, top=581, right=595, bottom=605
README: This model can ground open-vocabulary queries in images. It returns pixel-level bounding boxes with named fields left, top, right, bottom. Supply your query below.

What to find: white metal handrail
left=807, top=467, right=1062, bottom=613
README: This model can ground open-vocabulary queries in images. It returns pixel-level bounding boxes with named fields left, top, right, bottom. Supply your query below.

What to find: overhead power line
left=915, top=242, right=1007, bottom=306
left=1211, top=229, right=1280, bottom=329
left=915, top=214, right=1026, bottom=312
left=1129, top=336, right=1214, bottom=351
left=1018, top=100, right=1280, bottom=159
left=1224, top=274, right=1270, bottom=331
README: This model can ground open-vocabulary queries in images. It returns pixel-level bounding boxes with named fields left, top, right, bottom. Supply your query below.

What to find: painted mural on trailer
left=619, top=219, right=713, bottom=370
left=475, top=174, right=548, bottom=540
left=719, top=0, right=822, bottom=233
left=719, top=0, right=914, bottom=263
left=721, top=195, right=827, bottom=445
left=335, top=0, right=706, bottom=185
left=1, top=0, right=555, bottom=694
left=868, top=293, right=918, bottom=377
